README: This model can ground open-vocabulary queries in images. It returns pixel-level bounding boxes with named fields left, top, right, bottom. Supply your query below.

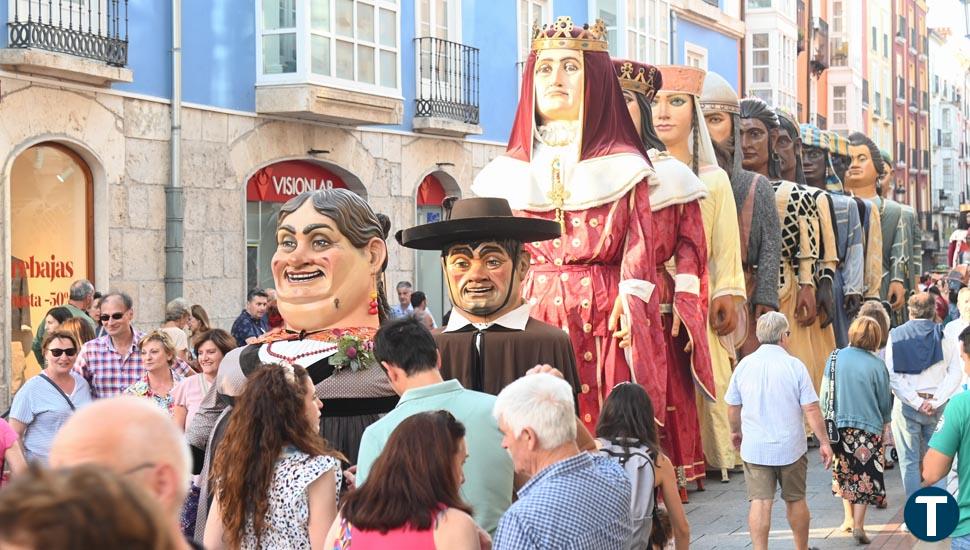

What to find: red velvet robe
left=515, top=182, right=713, bottom=440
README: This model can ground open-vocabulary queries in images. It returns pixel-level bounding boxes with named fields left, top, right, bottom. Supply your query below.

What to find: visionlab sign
left=246, top=160, right=348, bottom=203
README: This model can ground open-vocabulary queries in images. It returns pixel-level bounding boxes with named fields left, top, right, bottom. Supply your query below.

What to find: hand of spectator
left=527, top=364, right=564, bottom=379
left=730, top=431, right=742, bottom=450
left=245, top=336, right=258, bottom=345
left=919, top=401, right=936, bottom=416
left=819, top=442, right=833, bottom=470
left=477, top=526, right=493, bottom=550
left=343, top=465, right=357, bottom=492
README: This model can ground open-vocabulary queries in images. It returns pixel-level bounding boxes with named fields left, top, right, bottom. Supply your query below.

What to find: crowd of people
left=3, top=14, right=970, bottom=550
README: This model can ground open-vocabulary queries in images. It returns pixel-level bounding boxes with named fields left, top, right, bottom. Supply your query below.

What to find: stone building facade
left=0, top=74, right=505, bottom=405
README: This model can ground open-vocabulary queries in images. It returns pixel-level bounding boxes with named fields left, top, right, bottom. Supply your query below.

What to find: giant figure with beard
left=187, top=189, right=398, bottom=538
left=774, top=109, right=838, bottom=389
left=799, top=123, right=868, bottom=348
left=738, top=98, right=821, bottom=387
left=472, top=18, right=712, bottom=441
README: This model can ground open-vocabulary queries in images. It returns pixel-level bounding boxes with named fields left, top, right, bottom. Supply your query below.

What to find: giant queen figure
left=472, top=18, right=713, bottom=456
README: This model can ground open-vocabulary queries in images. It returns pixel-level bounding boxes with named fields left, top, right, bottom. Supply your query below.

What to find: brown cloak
left=433, top=317, right=580, bottom=396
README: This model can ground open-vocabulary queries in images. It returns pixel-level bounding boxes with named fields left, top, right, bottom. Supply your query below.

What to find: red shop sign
left=247, top=160, right=348, bottom=203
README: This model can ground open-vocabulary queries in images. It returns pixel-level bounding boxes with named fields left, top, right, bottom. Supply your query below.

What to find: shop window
left=9, top=143, right=93, bottom=387
left=245, top=160, right=357, bottom=291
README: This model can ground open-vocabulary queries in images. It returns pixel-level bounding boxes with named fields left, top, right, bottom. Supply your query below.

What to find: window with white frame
left=596, top=0, right=619, bottom=56
left=753, top=89, right=773, bottom=105
left=258, top=0, right=400, bottom=93
left=685, top=41, right=707, bottom=70
left=752, top=33, right=769, bottom=84
left=832, top=0, right=843, bottom=34
left=262, top=0, right=297, bottom=74
left=833, top=85, right=847, bottom=125
left=417, top=0, right=456, bottom=40
left=518, top=0, right=550, bottom=62
left=626, top=0, right=670, bottom=64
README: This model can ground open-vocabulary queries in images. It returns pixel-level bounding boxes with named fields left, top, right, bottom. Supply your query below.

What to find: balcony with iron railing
left=1, top=0, right=131, bottom=85
left=412, top=37, right=481, bottom=137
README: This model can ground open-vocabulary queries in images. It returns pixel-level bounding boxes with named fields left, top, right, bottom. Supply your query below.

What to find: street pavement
left=683, top=449, right=951, bottom=549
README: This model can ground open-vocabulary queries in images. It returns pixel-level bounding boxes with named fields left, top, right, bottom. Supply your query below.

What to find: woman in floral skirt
left=820, top=316, right=892, bottom=545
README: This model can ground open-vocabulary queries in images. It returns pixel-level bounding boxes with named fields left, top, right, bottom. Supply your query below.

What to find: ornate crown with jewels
left=614, top=60, right=662, bottom=101
left=531, top=16, right=608, bottom=52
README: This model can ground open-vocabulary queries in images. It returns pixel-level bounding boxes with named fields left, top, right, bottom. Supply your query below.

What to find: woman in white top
left=10, top=330, right=92, bottom=464
left=204, top=363, right=343, bottom=549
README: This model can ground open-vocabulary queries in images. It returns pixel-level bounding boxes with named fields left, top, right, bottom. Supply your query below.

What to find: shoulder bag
left=824, top=349, right=840, bottom=444
left=38, top=373, right=76, bottom=411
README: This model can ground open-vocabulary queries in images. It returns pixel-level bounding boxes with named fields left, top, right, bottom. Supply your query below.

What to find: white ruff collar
left=471, top=141, right=655, bottom=211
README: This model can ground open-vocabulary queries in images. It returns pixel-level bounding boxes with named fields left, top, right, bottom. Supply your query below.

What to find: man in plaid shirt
left=74, top=291, right=192, bottom=398
left=491, top=374, right=631, bottom=549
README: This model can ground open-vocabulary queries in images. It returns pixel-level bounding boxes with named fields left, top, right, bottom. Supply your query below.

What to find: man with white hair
left=48, top=396, right=198, bottom=550
left=491, top=373, right=631, bottom=549
left=725, top=312, right=832, bottom=550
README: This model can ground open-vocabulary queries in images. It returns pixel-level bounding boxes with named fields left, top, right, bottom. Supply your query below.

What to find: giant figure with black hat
left=470, top=17, right=679, bottom=432
left=396, top=197, right=580, bottom=395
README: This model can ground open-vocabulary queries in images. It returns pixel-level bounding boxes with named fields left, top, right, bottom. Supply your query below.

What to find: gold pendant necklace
left=548, top=156, right=570, bottom=232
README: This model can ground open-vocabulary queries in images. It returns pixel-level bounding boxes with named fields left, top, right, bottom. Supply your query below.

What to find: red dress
left=471, top=42, right=715, bottom=440
left=514, top=182, right=713, bottom=444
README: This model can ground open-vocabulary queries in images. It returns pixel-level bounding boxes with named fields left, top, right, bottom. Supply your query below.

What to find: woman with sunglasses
left=9, top=330, right=92, bottom=464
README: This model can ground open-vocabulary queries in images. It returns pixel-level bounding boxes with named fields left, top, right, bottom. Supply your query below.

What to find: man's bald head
left=49, top=397, right=191, bottom=518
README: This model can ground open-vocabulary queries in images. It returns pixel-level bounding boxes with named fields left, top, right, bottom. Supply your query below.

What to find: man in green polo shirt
left=923, top=325, right=970, bottom=546
left=356, top=316, right=514, bottom=534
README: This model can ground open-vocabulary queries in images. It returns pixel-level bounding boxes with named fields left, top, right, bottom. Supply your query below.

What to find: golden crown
left=616, top=61, right=660, bottom=99
left=531, top=17, right=608, bottom=52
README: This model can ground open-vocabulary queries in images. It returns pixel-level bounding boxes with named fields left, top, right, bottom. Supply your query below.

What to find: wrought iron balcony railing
left=414, top=36, right=479, bottom=125
left=7, top=0, right=128, bottom=67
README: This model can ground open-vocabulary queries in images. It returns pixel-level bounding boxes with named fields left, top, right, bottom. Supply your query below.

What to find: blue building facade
left=0, top=0, right=743, bottom=395
left=669, top=0, right=745, bottom=92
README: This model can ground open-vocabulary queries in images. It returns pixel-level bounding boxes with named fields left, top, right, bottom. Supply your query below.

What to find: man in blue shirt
left=491, top=373, right=631, bottom=549
left=356, top=316, right=513, bottom=534
left=389, top=281, right=413, bottom=319
left=230, top=288, right=269, bottom=347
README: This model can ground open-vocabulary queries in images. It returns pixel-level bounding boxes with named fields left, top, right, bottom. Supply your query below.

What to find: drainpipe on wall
left=165, top=0, right=184, bottom=302
left=670, top=11, right=678, bottom=64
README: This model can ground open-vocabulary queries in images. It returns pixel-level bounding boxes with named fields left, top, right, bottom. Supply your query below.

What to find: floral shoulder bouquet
left=328, top=332, right=377, bottom=372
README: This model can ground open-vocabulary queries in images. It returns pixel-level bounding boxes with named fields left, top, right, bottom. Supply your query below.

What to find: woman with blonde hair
left=124, top=330, right=184, bottom=416
left=61, top=316, right=96, bottom=347
left=820, top=316, right=892, bottom=544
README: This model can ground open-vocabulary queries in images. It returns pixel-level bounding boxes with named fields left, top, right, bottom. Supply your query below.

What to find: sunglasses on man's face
left=100, top=312, right=125, bottom=322
left=49, top=348, right=77, bottom=358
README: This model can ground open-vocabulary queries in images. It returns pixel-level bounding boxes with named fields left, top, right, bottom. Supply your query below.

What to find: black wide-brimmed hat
left=396, top=197, right=561, bottom=251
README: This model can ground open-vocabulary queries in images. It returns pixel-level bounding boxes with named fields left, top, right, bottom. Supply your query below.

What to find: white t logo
left=915, top=495, right=949, bottom=537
